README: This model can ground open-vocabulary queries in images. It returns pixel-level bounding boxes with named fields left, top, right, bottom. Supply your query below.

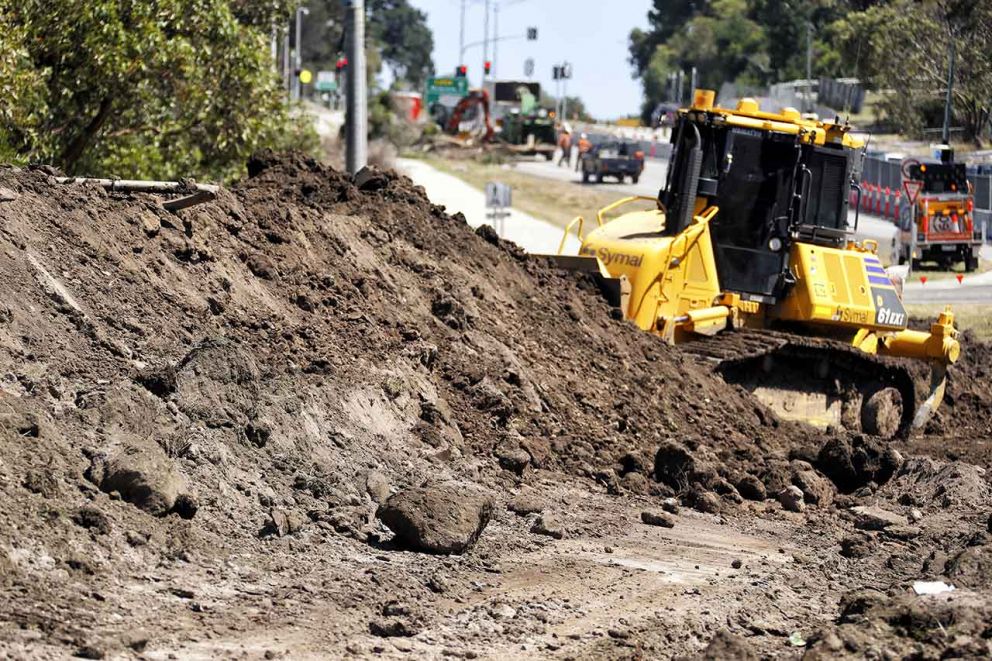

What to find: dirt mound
left=807, top=588, right=992, bottom=659
left=1, top=153, right=988, bottom=657
left=0, top=154, right=829, bottom=654
left=899, top=331, right=992, bottom=466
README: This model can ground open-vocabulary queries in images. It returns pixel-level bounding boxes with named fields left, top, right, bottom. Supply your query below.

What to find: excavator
left=550, top=90, right=960, bottom=439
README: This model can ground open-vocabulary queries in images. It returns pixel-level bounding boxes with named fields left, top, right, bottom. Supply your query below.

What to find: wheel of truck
left=966, top=255, right=979, bottom=272
left=596, top=174, right=603, bottom=184
left=632, top=174, right=640, bottom=184
left=582, top=171, right=590, bottom=184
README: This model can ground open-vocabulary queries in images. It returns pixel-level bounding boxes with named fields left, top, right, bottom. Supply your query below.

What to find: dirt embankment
left=0, top=154, right=990, bottom=659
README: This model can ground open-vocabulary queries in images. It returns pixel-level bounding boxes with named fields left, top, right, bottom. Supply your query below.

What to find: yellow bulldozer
left=551, top=90, right=959, bottom=439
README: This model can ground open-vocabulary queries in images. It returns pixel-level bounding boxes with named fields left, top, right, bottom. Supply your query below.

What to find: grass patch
left=906, top=304, right=992, bottom=340
left=419, top=155, right=656, bottom=231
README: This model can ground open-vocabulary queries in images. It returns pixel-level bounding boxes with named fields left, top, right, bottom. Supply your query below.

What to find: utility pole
left=345, top=0, right=367, bottom=173
left=483, top=0, right=490, bottom=86
left=493, top=2, right=499, bottom=80
left=562, top=62, right=570, bottom=120
left=271, top=26, right=278, bottom=72
left=805, top=21, right=813, bottom=113
left=942, top=40, right=956, bottom=150
left=293, top=6, right=310, bottom=102
left=282, top=25, right=291, bottom=99
left=459, top=0, right=466, bottom=66
left=690, top=67, right=697, bottom=104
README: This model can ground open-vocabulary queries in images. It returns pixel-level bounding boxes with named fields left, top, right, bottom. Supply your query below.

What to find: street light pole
left=293, top=6, right=310, bottom=102
left=345, top=0, right=368, bottom=173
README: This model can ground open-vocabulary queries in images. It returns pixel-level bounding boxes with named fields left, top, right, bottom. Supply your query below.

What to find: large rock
left=852, top=505, right=906, bottom=531
left=86, top=445, right=187, bottom=517
left=791, top=460, right=835, bottom=507
left=778, top=485, right=806, bottom=513
left=376, top=483, right=493, bottom=555
left=654, top=441, right=696, bottom=491
left=697, top=630, right=758, bottom=661
left=736, top=474, right=767, bottom=501
left=817, top=435, right=903, bottom=492
left=641, top=510, right=676, bottom=528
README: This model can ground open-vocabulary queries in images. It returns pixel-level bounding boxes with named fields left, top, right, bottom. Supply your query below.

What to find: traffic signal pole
left=345, top=0, right=367, bottom=173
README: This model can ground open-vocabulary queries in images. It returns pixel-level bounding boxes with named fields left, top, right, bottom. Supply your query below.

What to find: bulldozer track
left=678, top=328, right=930, bottom=438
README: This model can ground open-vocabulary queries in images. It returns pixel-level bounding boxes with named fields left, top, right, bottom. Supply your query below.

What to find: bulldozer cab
left=661, top=101, right=859, bottom=302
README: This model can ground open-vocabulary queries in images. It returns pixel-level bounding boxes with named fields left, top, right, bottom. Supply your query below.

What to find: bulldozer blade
left=540, top=254, right=631, bottom=315
left=912, top=361, right=948, bottom=431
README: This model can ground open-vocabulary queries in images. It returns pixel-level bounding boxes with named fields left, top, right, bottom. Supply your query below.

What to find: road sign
left=524, top=58, right=534, bottom=77
left=485, top=182, right=511, bottom=209
left=315, top=71, right=338, bottom=92
left=485, top=182, right=512, bottom=238
left=426, top=76, right=469, bottom=106
left=903, top=179, right=924, bottom=205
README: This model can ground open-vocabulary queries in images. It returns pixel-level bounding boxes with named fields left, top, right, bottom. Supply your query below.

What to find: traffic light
left=527, top=27, right=538, bottom=41
left=484, top=60, right=491, bottom=75
left=336, top=57, right=348, bottom=71
left=456, top=65, right=468, bottom=77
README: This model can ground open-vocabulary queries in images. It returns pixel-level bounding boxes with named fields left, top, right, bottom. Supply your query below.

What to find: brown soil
left=0, top=153, right=990, bottom=659
left=902, top=331, right=992, bottom=465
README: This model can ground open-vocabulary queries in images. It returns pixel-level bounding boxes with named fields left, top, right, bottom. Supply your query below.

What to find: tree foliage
left=629, top=0, right=992, bottom=142
left=0, top=0, right=317, bottom=180
left=834, top=0, right=992, bottom=142
left=299, top=0, right=435, bottom=91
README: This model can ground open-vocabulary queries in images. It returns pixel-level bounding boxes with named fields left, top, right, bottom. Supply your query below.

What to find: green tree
left=629, top=1, right=702, bottom=78
left=834, top=0, right=992, bottom=142
left=369, top=0, right=435, bottom=89
left=299, top=0, right=434, bottom=90
left=628, top=0, right=863, bottom=119
left=0, top=0, right=316, bottom=180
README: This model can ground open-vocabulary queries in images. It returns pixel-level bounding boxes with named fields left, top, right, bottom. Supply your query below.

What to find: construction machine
left=551, top=90, right=960, bottom=439
left=896, top=155, right=982, bottom=271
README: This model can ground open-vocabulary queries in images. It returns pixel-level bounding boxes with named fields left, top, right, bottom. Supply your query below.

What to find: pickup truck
left=580, top=141, right=645, bottom=184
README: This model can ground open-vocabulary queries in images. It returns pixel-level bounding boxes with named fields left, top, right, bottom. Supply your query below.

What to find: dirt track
left=0, top=154, right=990, bottom=659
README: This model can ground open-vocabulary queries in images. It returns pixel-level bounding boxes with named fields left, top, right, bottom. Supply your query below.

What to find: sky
left=406, top=0, right=653, bottom=120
